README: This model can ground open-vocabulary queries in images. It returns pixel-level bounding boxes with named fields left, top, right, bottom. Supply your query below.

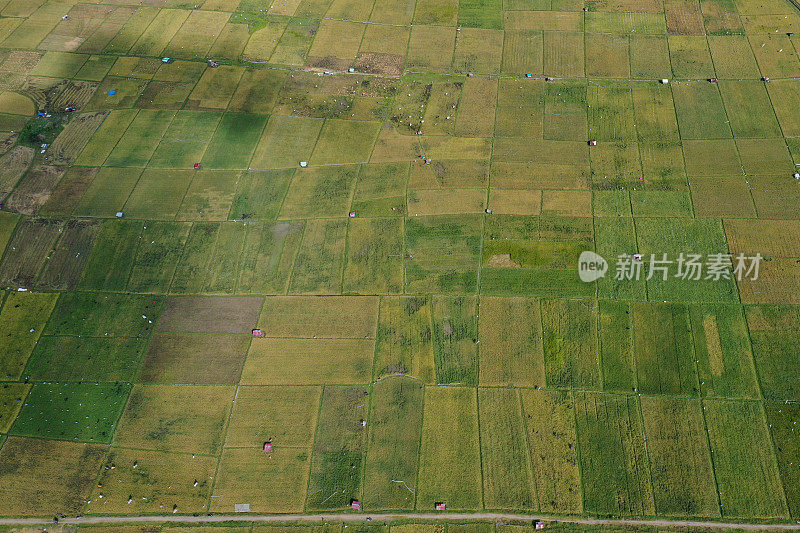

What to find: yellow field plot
left=588, top=0, right=664, bottom=12
left=104, top=6, right=159, bottom=55
left=453, top=27, right=504, bottom=75
left=0, top=383, right=28, bottom=433
left=708, top=35, right=761, bottom=79
left=478, top=297, right=544, bottom=386
left=1, top=0, right=45, bottom=17
left=416, top=386, right=482, bottom=510
left=242, top=18, right=289, bottom=62
left=665, top=0, right=705, bottom=34
left=541, top=189, right=592, bottom=216
left=493, top=139, right=589, bottom=177
left=371, top=0, right=416, bottom=24
left=487, top=189, right=542, bottom=215
left=411, top=160, right=487, bottom=189
left=737, top=138, right=794, bottom=177
left=224, top=386, right=321, bottom=448
left=113, top=384, right=235, bottom=456
left=0, top=90, right=34, bottom=115
left=414, top=0, right=459, bottom=25
left=109, top=56, right=160, bottom=79
left=738, top=258, right=800, bottom=304
left=690, top=176, right=756, bottom=218
left=742, top=14, right=800, bottom=34
left=308, top=20, right=366, bottom=67
left=86, top=448, right=217, bottom=515
left=586, top=12, right=666, bottom=33
left=163, top=10, right=230, bottom=60
left=406, top=25, right=457, bottom=71
left=130, top=9, right=190, bottom=57
left=187, top=65, right=244, bottom=110
left=1, top=2, right=69, bottom=49
left=203, top=0, right=242, bottom=9
left=251, top=115, right=324, bottom=169
left=767, top=80, right=800, bottom=137
left=454, top=78, right=497, bottom=137
left=258, top=296, right=379, bottom=338
left=543, top=31, right=585, bottom=77
left=630, top=34, right=671, bottom=78
left=504, top=11, right=583, bottom=30
left=682, top=140, right=742, bottom=178
left=359, top=24, right=410, bottom=56
left=211, top=448, right=311, bottom=513
left=520, top=389, right=583, bottom=513
left=725, top=219, right=800, bottom=257
left=0, top=18, right=23, bottom=48
left=374, top=296, right=436, bottom=382
left=371, top=129, right=491, bottom=162
left=242, top=338, right=375, bottom=384
left=407, top=188, right=486, bottom=216
left=502, top=31, right=543, bottom=76
left=0, top=437, right=107, bottom=517
left=208, top=23, right=250, bottom=60
left=749, top=34, right=800, bottom=78
left=586, top=33, right=630, bottom=78
left=327, top=0, right=377, bottom=20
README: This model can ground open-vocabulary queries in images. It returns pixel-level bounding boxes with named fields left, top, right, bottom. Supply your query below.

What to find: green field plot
left=126, top=221, right=190, bottom=293
left=459, top=0, right=503, bottom=27
left=177, top=170, right=240, bottom=221
left=766, top=80, right=800, bottom=137
left=707, top=35, right=760, bottom=78
left=343, top=218, right=404, bottom=294
left=0, top=217, right=63, bottom=288
left=598, top=300, right=635, bottom=393
left=289, top=218, right=347, bottom=294
left=202, top=113, right=268, bottom=169
left=87, top=448, right=217, bottom=515
left=633, top=303, right=698, bottom=395
left=718, top=80, right=781, bottom=138
left=574, top=392, right=655, bottom=516
left=23, top=336, right=146, bottom=383
left=30, top=51, right=87, bottom=78
left=271, top=18, right=320, bottom=66
left=374, top=296, right=436, bottom=382
left=668, top=35, right=716, bottom=78
left=747, top=305, right=800, bottom=401
left=257, top=295, right=377, bottom=338
left=85, top=77, right=149, bottom=111
left=35, top=219, right=99, bottom=290
left=310, top=120, right=381, bottom=166
left=414, top=0, right=459, bottom=24
left=540, top=82, right=587, bottom=141
left=417, top=386, right=482, bottom=510
left=588, top=84, right=635, bottom=141
left=671, top=81, right=732, bottom=140
left=407, top=188, right=485, bottom=217
left=737, top=138, right=794, bottom=177
left=113, top=384, right=235, bottom=455
left=0, top=437, right=106, bottom=517
left=682, top=139, right=741, bottom=178
left=640, top=397, right=719, bottom=517
left=148, top=111, right=222, bottom=169
left=519, top=389, right=582, bottom=513
left=237, top=220, right=304, bottom=294
left=75, top=109, right=137, bottom=166
left=123, top=169, right=193, bottom=220
left=478, top=297, right=544, bottom=387
left=635, top=218, right=738, bottom=302
left=136, top=80, right=195, bottom=110
left=225, top=385, right=321, bottom=448
left=0, top=291, right=57, bottom=380
left=212, top=447, right=311, bottom=513
left=351, top=163, right=407, bottom=217
left=586, top=33, right=630, bottom=78
left=0, top=382, right=29, bottom=433
left=139, top=333, right=250, bottom=384
left=690, top=304, right=759, bottom=398
left=405, top=215, right=482, bottom=293
left=230, top=169, right=293, bottom=221
left=765, top=402, right=800, bottom=517
left=363, top=376, right=424, bottom=510
left=479, top=388, right=536, bottom=510
left=187, top=66, right=244, bottom=110
left=631, top=84, right=679, bottom=141
left=306, top=386, right=369, bottom=510
left=704, top=399, right=788, bottom=518
left=109, top=56, right=160, bottom=80
left=10, top=382, right=130, bottom=443
left=169, top=223, right=221, bottom=292
left=79, top=219, right=142, bottom=291
left=595, top=218, right=647, bottom=300
left=749, top=34, right=800, bottom=78
left=406, top=25, right=457, bottom=71
left=630, top=190, right=692, bottom=217
left=176, top=222, right=244, bottom=294
left=541, top=298, right=600, bottom=389
left=453, top=28, right=504, bottom=74
left=243, top=338, right=374, bottom=384
left=251, top=116, right=324, bottom=170
left=431, top=296, right=479, bottom=386
left=105, top=109, right=176, bottom=167
left=543, top=31, right=584, bottom=77
left=45, top=292, right=161, bottom=338
left=501, top=31, right=543, bottom=76
left=129, top=9, right=189, bottom=58
left=586, top=12, right=665, bottom=32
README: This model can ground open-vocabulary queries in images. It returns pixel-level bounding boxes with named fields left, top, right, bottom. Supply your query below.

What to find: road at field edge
left=1, top=513, right=799, bottom=529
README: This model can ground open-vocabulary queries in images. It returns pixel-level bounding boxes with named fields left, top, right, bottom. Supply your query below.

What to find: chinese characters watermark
left=578, top=251, right=762, bottom=283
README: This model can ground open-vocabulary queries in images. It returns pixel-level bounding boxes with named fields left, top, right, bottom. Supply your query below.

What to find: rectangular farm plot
left=242, top=338, right=375, bottom=384
left=574, top=392, right=655, bottom=516
left=374, top=296, right=436, bottom=383
left=0, top=217, right=63, bottom=289
left=123, top=169, right=194, bottom=220
left=0, top=383, right=28, bottom=434
left=543, top=31, right=584, bottom=77
left=75, top=109, right=137, bottom=166
left=748, top=309, right=800, bottom=401
left=704, top=399, right=788, bottom=518
left=105, top=109, right=176, bottom=167
left=113, top=384, right=235, bottom=455
left=224, top=385, right=321, bottom=448
left=127, top=221, right=190, bottom=293
left=343, top=218, right=404, bottom=294
left=139, top=334, right=250, bottom=384
left=310, top=120, right=381, bottom=166
left=767, top=80, right=800, bottom=137
left=406, top=25, right=456, bottom=71
left=79, top=220, right=142, bottom=291
left=202, top=113, right=268, bottom=170
left=671, top=81, right=732, bottom=140
left=417, top=386, right=482, bottom=510
left=668, top=35, right=716, bottom=79
left=478, top=297, right=545, bottom=387
left=36, top=219, right=99, bottom=291
left=453, top=27, right=504, bottom=74
left=541, top=298, right=600, bottom=390
left=351, top=163, right=408, bottom=217
left=0, top=291, right=58, bottom=381
left=211, top=447, right=311, bottom=513
left=598, top=300, right=636, bottom=393
left=432, top=296, right=479, bottom=386
left=23, top=336, right=146, bottom=383
left=502, top=31, right=543, bottom=76
left=633, top=303, right=699, bottom=396
left=148, top=111, right=223, bottom=169
left=258, top=296, right=378, bottom=339
left=306, top=386, right=369, bottom=510
left=71, top=167, right=141, bottom=217
left=236, top=221, right=304, bottom=294
left=251, top=116, right=324, bottom=170
left=87, top=448, right=217, bottom=515
left=407, top=189, right=486, bottom=217
left=718, top=81, right=781, bottom=138
left=170, top=222, right=244, bottom=294
left=308, top=20, right=366, bottom=68
left=765, top=402, right=800, bottom=517
left=519, top=389, right=582, bottom=513
left=157, top=296, right=262, bottom=333
left=10, top=382, right=130, bottom=444
left=640, top=397, right=719, bottom=517
left=176, top=170, right=241, bottom=222
left=45, top=292, right=161, bottom=338
left=405, top=215, right=482, bottom=294
left=187, top=65, right=244, bottom=110
left=690, top=304, right=759, bottom=398
left=363, top=376, right=424, bottom=510
left=708, top=35, right=761, bottom=79
left=478, top=388, right=536, bottom=510
left=289, top=218, right=347, bottom=294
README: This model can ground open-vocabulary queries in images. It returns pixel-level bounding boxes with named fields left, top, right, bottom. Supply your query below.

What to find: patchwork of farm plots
left=1, top=0, right=800, bottom=523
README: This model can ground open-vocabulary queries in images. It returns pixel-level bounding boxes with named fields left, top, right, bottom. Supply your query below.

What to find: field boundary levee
left=1, top=512, right=800, bottom=530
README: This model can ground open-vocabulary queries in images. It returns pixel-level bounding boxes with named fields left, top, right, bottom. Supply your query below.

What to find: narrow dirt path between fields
left=1, top=512, right=800, bottom=529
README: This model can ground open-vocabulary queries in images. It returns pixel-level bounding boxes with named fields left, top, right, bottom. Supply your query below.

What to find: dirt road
left=1, top=512, right=799, bottom=530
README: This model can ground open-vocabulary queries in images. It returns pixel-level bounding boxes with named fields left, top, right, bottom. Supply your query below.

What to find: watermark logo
left=578, top=251, right=608, bottom=282
left=578, top=252, right=762, bottom=282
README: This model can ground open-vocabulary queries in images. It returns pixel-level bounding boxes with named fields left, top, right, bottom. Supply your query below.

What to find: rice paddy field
left=0, top=0, right=800, bottom=525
